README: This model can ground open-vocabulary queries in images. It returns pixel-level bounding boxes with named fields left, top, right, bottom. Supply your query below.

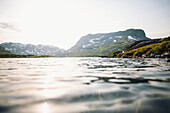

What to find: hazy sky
left=0, top=0, right=170, bottom=49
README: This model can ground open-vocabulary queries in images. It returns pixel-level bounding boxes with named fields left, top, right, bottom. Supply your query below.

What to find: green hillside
left=71, top=41, right=130, bottom=57
left=106, top=36, right=170, bottom=58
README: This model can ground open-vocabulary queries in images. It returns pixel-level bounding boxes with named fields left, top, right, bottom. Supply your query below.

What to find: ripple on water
left=0, top=58, right=169, bottom=113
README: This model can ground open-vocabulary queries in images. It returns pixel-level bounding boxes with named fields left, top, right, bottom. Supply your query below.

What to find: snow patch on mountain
left=83, top=44, right=91, bottom=48
left=109, top=37, right=112, bottom=39
left=115, top=36, right=122, bottom=38
left=128, top=36, right=137, bottom=40
left=0, top=42, right=65, bottom=56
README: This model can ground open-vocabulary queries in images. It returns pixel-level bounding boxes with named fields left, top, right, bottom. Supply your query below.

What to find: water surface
left=0, top=58, right=170, bottom=113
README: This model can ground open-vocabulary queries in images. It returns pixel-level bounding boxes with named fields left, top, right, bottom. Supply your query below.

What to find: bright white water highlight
left=0, top=58, right=170, bottom=113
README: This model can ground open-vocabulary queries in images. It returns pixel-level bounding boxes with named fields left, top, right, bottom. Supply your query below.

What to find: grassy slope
left=123, top=41, right=170, bottom=57
left=73, top=42, right=130, bottom=57
left=106, top=36, right=170, bottom=58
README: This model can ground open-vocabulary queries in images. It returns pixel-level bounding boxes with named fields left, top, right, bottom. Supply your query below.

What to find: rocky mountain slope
left=0, top=42, right=65, bottom=56
left=67, top=29, right=150, bottom=56
left=0, top=45, right=13, bottom=55
left=106, top=36, right=170, bottom=58
left=1, top=29, right=150, bottom=57
left=0, top=45, right=20, bottom=58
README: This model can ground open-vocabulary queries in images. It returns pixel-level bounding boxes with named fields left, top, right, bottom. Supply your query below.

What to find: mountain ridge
left=66, top=29, right=150, bottom=56
left=0, top=45, right=13, bottom=55
left=0, top=42, right=65, bottom=56
left=0, top=29, right=150, bottom=57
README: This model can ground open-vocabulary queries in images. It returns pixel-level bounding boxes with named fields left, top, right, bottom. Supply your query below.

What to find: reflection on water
left=0, top=57, right=170, bottom=113
left=41, top=102, right=49, bottom=113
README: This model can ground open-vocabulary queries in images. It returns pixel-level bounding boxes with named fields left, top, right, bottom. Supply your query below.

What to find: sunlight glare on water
left=41, top=102, right=49, bottom=113
left=0, top=57, right=170, bottom=113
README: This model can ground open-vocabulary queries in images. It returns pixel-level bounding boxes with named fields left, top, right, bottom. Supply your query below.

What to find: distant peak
left=125, top=28, right=144, bottom=31
left=85, top=28, right=145, bottom=36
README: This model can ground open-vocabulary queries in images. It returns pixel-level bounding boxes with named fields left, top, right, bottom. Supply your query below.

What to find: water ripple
left=0, top=58, right=169, bottom=113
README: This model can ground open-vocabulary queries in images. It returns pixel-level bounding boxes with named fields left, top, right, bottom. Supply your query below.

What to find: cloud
left=0, top=18, right=18, bottom=31
left=0, top=22, right=18, bottom=31
left=0, top=18, right=21, bottom=43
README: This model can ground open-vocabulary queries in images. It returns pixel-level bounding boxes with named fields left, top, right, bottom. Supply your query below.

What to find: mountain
left=0, top=29, right=150, bottom=57
left=0, top=42, right=65, bottom=56
left=0, top=45, right=19, bottom=57
left=67, top=29, right=150, bottom=56
left=0, top=45, right=13, bottom=55
left=106, top=36, right=170, bottom=58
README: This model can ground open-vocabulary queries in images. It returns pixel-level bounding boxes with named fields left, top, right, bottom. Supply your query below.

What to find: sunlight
left=14, top=0, right=95, bottom=49
left=38, top=70, right=71, bottom=98
left=1, top=0, right=170, bottom=49
left=39, top=74, right=54, bottom=97
left=40, top=89, right=51, bottom=97
left=41, top=102, right=50, bottom=113
left=3, top=0, right=112, bottom=49
left=0, top=0, right=170, bottom=113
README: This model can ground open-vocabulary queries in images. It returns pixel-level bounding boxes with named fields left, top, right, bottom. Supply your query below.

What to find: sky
left=0, top=0, right=170, bottom=49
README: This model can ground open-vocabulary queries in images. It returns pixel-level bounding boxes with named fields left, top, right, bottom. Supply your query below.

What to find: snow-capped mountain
left=1, top=29, right=150, bottom=57
left=0, top=42, right=65, bottom=56
left=0, top=45, right=13, bottom=55
left=67, top=29, right=150, bottom=56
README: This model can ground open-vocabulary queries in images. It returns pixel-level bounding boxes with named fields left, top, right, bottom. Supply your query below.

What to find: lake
left=0, top=57, right=170, bottom=113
